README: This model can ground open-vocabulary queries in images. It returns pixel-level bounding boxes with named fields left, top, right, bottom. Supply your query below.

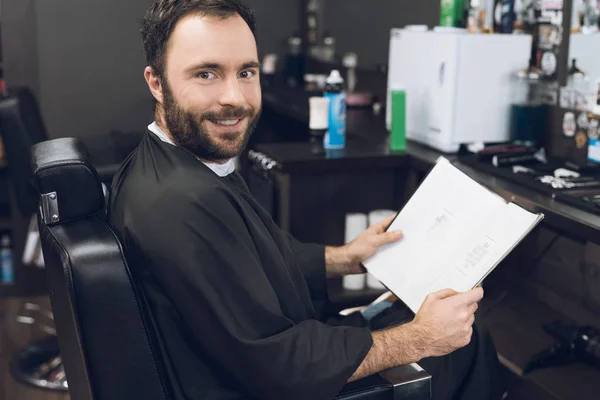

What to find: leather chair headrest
left=31, top=138, right=105, bottom=226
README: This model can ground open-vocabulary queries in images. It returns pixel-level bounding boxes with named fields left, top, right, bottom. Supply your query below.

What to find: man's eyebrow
left=185, top=62, right=221, bottom=73
left=185, top=61, right=260, bottom=73
left=241, top=61, right=261, bottom=70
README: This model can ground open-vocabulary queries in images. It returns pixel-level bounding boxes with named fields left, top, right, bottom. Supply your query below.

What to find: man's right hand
left=348, top=286, right=484, bottom=383
left=411, top=287, right=484, bottom=358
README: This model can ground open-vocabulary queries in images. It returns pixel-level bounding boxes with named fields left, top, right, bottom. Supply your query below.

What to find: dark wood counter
left=257, top=85, right=600, bottom=245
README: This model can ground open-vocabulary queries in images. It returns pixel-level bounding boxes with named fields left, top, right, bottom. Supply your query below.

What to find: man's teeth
left=215, top=119, right=240, bottom=126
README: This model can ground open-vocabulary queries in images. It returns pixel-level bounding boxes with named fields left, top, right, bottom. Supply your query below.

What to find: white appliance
left=386, top=29, right=532, bottom=153
left=570, top=33, right=600, bottom=83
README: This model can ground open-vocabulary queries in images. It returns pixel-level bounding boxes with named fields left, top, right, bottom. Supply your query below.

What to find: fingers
left=470, top=301, right=478, bottom=315
left=370, top=215, right=397, bottom=234
left=430, top=288, right=459, bottom=300
left=465, top=327, right=474, bottom=345
left=371, top=230, right=403, bottom=247
left=452, top=286, right=484, bottom=305
left=467, top=313, right=475, bottom=327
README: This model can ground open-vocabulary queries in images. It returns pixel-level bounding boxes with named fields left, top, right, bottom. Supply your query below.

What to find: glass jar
left=559, top=59, right=595, bottom=112
left=509, top=66, right=558, bottom=146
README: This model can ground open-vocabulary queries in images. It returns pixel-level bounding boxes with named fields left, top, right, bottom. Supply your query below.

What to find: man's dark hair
left=141, top=0, right=257, bottom=78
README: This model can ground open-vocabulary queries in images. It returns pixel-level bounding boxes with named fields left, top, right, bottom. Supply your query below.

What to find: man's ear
left=144, top=66, right=164, bottom=105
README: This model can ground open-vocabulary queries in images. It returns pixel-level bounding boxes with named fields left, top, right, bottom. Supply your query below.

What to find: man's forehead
left=167, top=13, right=257, bottom=65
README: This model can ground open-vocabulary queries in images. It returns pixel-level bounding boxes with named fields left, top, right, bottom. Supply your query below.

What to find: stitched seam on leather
left=100, top=217, right=169, bottom=400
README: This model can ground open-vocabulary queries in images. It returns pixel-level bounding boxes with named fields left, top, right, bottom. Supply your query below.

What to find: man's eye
left=239, top=70, right=256, bottom=79
left=197, top=71, right=216, bottom=80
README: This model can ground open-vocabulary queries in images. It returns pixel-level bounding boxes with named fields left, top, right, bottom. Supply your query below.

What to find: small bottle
left=1, top=235, right=13, bottom=284
left=441, top=0, right=466, bottom=27
left=468, top=0, right=484, bottom=33
left=390, top=85, right=407, bottom=152
left=308, top=96, right=329, bottom=154
left=572, top=0, right=584, bottom=33
left=261, top=54, right=278, bottom=87
left=322, top=32, right=336, bottom=62
left=583, top=0, right=600, bottom=34
left=285, top=34, right=304, bottom=88
left=342, top=53, right=358, bottom=93
left=324, top=70, right=346, bottom=149
left=496, top=0, right=515, bottom=34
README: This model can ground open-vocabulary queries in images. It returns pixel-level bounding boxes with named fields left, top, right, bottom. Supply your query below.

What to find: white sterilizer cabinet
left=387, top=28, right=532, bottom=153
left=570, top=33, right=600, bottom=83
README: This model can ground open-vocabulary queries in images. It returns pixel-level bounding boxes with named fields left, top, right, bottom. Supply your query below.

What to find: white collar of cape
left=148, top=121, right=235, bottom=178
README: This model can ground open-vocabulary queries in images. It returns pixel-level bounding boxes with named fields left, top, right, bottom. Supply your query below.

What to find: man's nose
left=218, top=77, right=246, bottom=108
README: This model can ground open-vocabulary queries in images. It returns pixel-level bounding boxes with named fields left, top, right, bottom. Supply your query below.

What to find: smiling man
left=108, top=1, right=503, bottom=400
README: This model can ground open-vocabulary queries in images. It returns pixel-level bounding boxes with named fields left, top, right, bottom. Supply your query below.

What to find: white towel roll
left=343, top=213, right=368, bottom=291
left=345, top=213, right=367, bottom=243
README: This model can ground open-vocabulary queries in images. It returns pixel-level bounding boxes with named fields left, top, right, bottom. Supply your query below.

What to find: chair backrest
left=13, top=87, right=49, bottom=145
left=0, top=93, right=39, bottom=217
left=31, top=137, right=169, bottom=400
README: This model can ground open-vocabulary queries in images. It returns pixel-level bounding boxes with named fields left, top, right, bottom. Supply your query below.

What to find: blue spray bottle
left=324, top=70, right=346, bottom=149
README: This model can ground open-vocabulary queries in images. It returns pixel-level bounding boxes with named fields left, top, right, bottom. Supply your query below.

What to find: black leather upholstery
left=32, top=137, right=104, bottom=225
left=32, top=137, right=431, bottom=400
left=32, top=139, right=169, bottom=400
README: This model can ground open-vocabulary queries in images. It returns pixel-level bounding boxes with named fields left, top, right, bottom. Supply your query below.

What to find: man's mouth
left=214, top=119, right=241, bottom=126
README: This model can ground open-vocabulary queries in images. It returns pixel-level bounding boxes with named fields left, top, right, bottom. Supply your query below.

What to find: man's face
left=158, top=14, right=261, bottom=162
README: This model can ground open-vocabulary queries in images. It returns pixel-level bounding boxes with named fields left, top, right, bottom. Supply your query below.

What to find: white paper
left=363, top=158, right=543, bottom=313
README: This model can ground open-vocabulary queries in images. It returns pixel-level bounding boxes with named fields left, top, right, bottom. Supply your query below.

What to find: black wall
left=2, top=0, right=300, bottom=139
left=322, top=0, right=440, bottom=69
left=2, top=0, right=40, bottom=97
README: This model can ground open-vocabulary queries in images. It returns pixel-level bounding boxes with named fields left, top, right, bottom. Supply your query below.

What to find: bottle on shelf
left=321, top=32, right=336, bottom=62
left=582, top=0, right=600, bottom=34
left=468, top=0, right=486, bottom=32
left=1, top=235, right=14, bottom=284
left=323, top=70, right=346, bottom=150
left=284, top=33, right=304, bottom=88
left=440, top=0, right=467, bottom=28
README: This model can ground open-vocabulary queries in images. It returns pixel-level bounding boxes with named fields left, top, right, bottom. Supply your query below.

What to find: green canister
left=440, top=0, right=465, bottom=27
left=390, top=85, right=407, bottom=152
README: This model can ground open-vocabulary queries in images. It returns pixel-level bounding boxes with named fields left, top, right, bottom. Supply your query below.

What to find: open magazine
left=362, top=157, right=544, bottom=314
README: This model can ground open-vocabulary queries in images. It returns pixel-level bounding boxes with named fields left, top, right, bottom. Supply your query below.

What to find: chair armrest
left=379, top=363, right=431, bottom=399
left=335, top=363, right=431, bottom=400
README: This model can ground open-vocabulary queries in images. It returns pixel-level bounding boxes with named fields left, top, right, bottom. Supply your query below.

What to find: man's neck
left=153, top=118, right=230, bottom=165
left=148, top=121, right=236, bottom=177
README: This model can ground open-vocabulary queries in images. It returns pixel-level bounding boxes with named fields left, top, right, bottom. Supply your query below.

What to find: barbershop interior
left=2, top=0, right=600, bottom=399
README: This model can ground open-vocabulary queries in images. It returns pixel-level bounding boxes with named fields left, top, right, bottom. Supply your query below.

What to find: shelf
left=0, top=217, right=11, bottom=230
left=481, top=287, right=600, bottom=400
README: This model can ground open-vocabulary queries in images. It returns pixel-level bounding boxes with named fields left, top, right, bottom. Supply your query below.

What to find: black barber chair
left=0, top=88, right=139, bottom=391
left=31, top=137, right=432, bottom=400
left=0, top=93, right=67, bottom=391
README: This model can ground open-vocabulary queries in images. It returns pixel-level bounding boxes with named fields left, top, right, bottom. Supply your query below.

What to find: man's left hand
left=326, top=215, right=403, bottom=278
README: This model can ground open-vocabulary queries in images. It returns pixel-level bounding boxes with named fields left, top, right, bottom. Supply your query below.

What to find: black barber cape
left=108, top=132, right=373, bottom=400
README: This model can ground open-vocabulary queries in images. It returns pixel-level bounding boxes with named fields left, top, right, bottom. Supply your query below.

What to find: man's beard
left=161, top=80, right=261, bottom=162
